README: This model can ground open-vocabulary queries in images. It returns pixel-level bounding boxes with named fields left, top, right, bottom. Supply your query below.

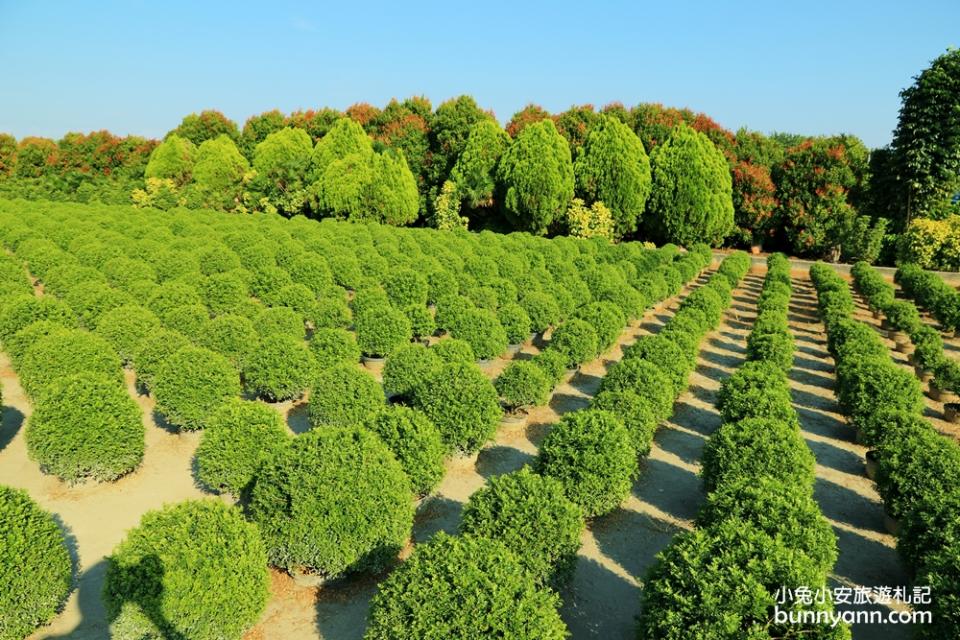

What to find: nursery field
left=0, top=199, right=957, bottom=640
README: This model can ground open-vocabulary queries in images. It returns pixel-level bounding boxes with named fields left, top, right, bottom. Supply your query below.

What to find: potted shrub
left=931, top=359, right=960, bottom=403
left=549, top=319, right=599, bottom=369
left=412, top=362, right=502, bottom=453
left=496, top=303, right=532, bottom=352
left=494, top=361, right=551, bottom=424
left=355, top=302, right=412, bottom=362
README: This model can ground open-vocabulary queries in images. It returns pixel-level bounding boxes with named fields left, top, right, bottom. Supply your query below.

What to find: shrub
left=200, top=271, right=249, bottom=315
left=572, top=301, right=625, bottom=352
left=19, top=329, right=123, bottom=399
left=495, top=361, right=551, bottom=413
left=145, top=280, right=202, bottom=316
left=368, top=406, right=445, bottom=497
left=198, top=313, right=258, bottom=369
left=308, top=364, right=384, bottom=429
left=836, top=357, right=924, bottom=425
left=131, top=328, right=192, bottom=391
left=94, top=305, right=162, bottom=364
left=745, top=329, right=795, bottom=371
left=696, top=476, right=837, bottom=575
left=194, top=399, right=289, bottom=496
left=875, top=423, right=960, bottom=520
left=309, top=328, right=360, bottom=371
left=413, top=362, right=502, bottom=453
left=532, top=347, right=568, bottom=386
left=591, top=389, right=659, bottom=455
left=897, top=487, right=960, bottom=570
left=27, top=373, right=143, bottom=483
left=449, top=307, right=508, bottom=360
left=497, top=303, right=532, bottom=345
left=460, top=467, right=584, bottom=586
left=933, top=358, right=960, bottom=393
left=247, top=426, right=413, bottom=576
left=599, top=357, right=675, bottom=420
left=884, top=299, right=922, bottom=334
left=403, top=304, right=436, bottom=339
left=256, top=305, right=306, bottom=340
left=382, top=342, right=441, bottom=399
left=623, top=334, right=690, bottom=397
left=152, top=346, right=241, bottom=430
left=313, top=291, right=352, bottom=329
left=700, top=418, right=815, bottom=493
left=716, top=361, right=797, bottom=425
left=383, top=268, right=428, bottom=308
left=103, top=500, right=269, bottom=640
left=0, top=485, right=73, bottom=639
left=537, top=409, right=635, bottom=517
left=365, top=532, right=568, bottom=640
left=286, top=253, right=332, bottom=295
left=431, top=337, right=475, bottom=365
left=912, top=325, right=946, bottom=371
left=0, top=294, right=75, bottom=343
left=913, top=540, right=960, bottom=640
left=159, top=303, right=209, bottom=341
left=355, top=303, right=412, bottom=358
left=519, top=291, right=560, bottom=333
left=549, top=318, right=599, bottom=366
left=243, top=334, right=316, bottom=401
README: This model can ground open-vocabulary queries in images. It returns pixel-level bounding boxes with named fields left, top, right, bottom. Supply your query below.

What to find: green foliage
left=190, top=135, right=250, bottom=210
left=95, top=305, right=161, bottom=364
left=598, top=357, right=675, bottom=420
left=19, top=328, right=123, bottom=398
left=836, top=357, right=924, bottom=426
left=152, top=346, right=241, bottom=430
left=496, top=302, right=531, bottom=345
left=430, top=180, right=469, bottom=230
left=431, top=337, right=475, bottom=364
left=131, top=327, right=192, bottom=391
left=0, top=293, right=76, bottom=343
left=716, top=361, right=797, bottom=425
left=591, top=389, right=659, bottom=455
left=537, top=409, right=635, bottom=517
left=242, top=334, right=316, bottom=401
left=623, top=334, right=690, bottom=397
left=574, top=115, right=652, bottom=237
left=172, top=110, right=240, bottom=146
left=382, top=342, right=441, bottom=399
left=383, top=268, right=428, bottom=307
left=450, top=120, right=510, bottom=209
left=448, top=307, right=508, bottom=360
left=198, top=313, right=258, bottom=369
left=308, top=364, right=384, bottom=428
left=103, top=500, right=268, bottom=640
left=247, top=426, right=413, bottom=576
left=0, top=485, right=73, bottom=640
left=519, top=291, right=561, bottom=333
left=27, top=373, right=143, bottom=483
left=309, top=328, right=360, bottom=371
left=368, top=406, right=445, bottom=497
left=412, top=362, right=502, bottom=453
left=572, top=301, right=625, bottom=352
left=549, top=318, right=599, bottom=366
left=144, top=134, right=195, bottom=186
left=645, top=123, right=734, bottom=247
left=460, top=467, right=584, bottom=586
left=496, top=119, right=575, bottom=235
left=564, top=198, right=615, bottom=240
left=355, top=303, right=412, bottom=357
left=194, top=399, right=289, bottom=495
left=495, top=360, right=551, bottom=412
left=248, top=127, right=313, bottom=215
left=310, top=117, right=374, bottom=181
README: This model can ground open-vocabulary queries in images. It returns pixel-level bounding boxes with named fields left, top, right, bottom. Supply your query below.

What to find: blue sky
left=0, top=0, right=957, bottom=148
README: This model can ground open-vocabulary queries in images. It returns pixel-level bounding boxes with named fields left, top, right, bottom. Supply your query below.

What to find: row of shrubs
left=852, top=261, right=960, bottom=395
left=639, top=253, right=850, bottom=638
left=811, top=262, right=959, bottom=638
left=895, top=263, right=960, bottom=332
left=363, top=253, right=751, bottom=637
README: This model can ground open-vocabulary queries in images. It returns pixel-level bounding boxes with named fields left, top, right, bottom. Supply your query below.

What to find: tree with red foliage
left=506, top=104, right=551, bottom=138
left=345, top=103, right=381, bottom=130
left=286, top=108, right=342, bottom=142
left=730, top=159, right=777, bottom=247
left=173, top=110, right=240, bottom=146
left=0, top=134, right=16, bottom=177
left=370, top=98, right=433, bottom=212
left=240, top=110, right=286, bottom=159
left=14, top=137, right=58, bottom=178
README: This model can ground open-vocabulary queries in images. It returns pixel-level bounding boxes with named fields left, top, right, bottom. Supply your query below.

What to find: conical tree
left=190, top=135, right=249, bottom=210
left=144, top=134, right=196, bottom=186
left=451, top=120, right=510, bottom=209
left=309, top=117, right=373, bottom=181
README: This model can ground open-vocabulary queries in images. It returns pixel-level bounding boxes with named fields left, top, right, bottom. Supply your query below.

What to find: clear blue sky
left=0, top=0, right=957, bottom=148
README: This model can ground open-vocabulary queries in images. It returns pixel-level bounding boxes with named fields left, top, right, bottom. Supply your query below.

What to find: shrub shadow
left=475, top=444, right=534, bottom=480
left=412, top=495, right=463, bottom=544
left=0, top=405, right=24, bottom=452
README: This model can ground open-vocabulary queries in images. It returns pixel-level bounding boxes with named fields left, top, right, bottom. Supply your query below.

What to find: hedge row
left=811, top=262, right=960, bottom=638
left=746, top=253, right=795, bottom=371
left=895, top=263, right=960, bottom=332
left=639, top=256, right=849, bottom=639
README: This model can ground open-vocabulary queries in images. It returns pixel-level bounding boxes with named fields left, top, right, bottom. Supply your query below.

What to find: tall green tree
left=496, top=119, right=574, bottom=235
left=428, top=96, right=493, bottom=187
left=144, top=134, right=196, bottom=186
left=248, top=127, right=314, bottom=215
left=172, top=110, right=240, bottom=146
left=645, top=123, right=734, bottom=247
left=311, top=149, right=418, bottom=226
left=309, top=118, right=373, bottom=181
left=890, top=48, right=960, bottom=225
left=573, top=115, right=652, bottom=238
left=239, top=110, right=286, bottom=159
left=450, top=120, right=510, bottom=210
left=190, top=135, right=249, bottom=210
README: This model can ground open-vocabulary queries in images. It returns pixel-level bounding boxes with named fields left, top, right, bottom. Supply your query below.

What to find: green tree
left=144, top=134, right=196, bottom=186
left=574, top=114, right=652, bottom=237
left=554, top=104, right=599, bottom=155
left=645, top=123, right=734, bottom=246
left=428, top=95, right=493, bottom=188
left=14, top=137, right=57, bottom=178
left=172, top=110, right=240, bottom=146
left=0, top=133, right=17, bottom=176
left=496, top=119, right=574, bottom=235
left=450, top=120, right=510, bottom=209
left=312, top=149, right=418, bottom=225
left=248, top=127, right=313, bottom=215
left=286, top=107, right=342, bottom=142
left=506, top=104, right=551, bottom=138
left=890, top=48, right=960, bottom=225
left=367, top=150, right=420, bottom=225
left=190, top=135, right=249, bottom=210
left=370, top=97, right=433, bottom=213
left=431, top=180, right=468, bottom=230
left=309, top=117, right=373, bottom=182
left=239, top=110, right=286, bottom=159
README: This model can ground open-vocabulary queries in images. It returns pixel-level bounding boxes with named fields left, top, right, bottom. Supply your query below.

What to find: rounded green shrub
left=623, top=334, right=691, bottom=397
left=495, top=360, right=551, bottom=413
left=0, top=485, right=73, bottom=639
left=537, top=409, right=635, bottom=517
left=0, top=294, right=76, bottom=343
left=103, top=500, right=269, bottom=640
left=572, top=301, right=625, bottom=352
left=413, top=362, right=502, bottom=453
left=875, top=423, right=960, bottom=520
left=145, top=280, right=202, bottom=316
left=355, top=303, right=412, bottom=358
left=255, top=305, right=306, bottom=340
left=382, top=342, right=442, bottom=399
left=27, top=373, right=144, bottom=483
left=460, top=467, right=584, bottom=586
left=365, top=532, right=568, bottom=640
left=131, top=328, right=192, bottom=391
left=700, top=418, right=815, bottom=493
left=194, top=399, right=290, bottom=495
left=836, top=357, right=924, bottom=426
left=5, top=320, right=71, bottom=368
left=243, top=334, right=316, bottom=401
left=19, top=329, right=123, bottom=399
left=152, top=346, right=241, bottom=430
left=591, top=389, right=659, bottom=455
left=198, top=314, right=258, bottom=369
left=716, top=361, right=797, bottom=425
left=308, top=364, right=384, bottom=428
left=598, top=357, right=675, bottom=420
left=95, top=305, right=162, bottom=364
left=159, top=304, right=210, bottom=341
left=532, top=348, right=568, bottom=386
left=383, top=268, right=429, bottom=308
left=287, top=253, right=332, bottom=295
left=403, top=304, right=436, bottom=339
left=431, top=337, right=475, bottom=364
left=497, top=302, right=532, bottom=345
left=550, top=318, right=599, bottom=366
left=449, top=307, right=508, bottom=360
left=368, top=406, right=445, bottom=497
left=519, top=291, right=561, bottom=333
left=745, top=329, right=794, bottom=371
left=200, top=271, right=249, bottom=316
left=247, top=426, right=413, bottom=576
left=309, top=328, right=360, bottom=371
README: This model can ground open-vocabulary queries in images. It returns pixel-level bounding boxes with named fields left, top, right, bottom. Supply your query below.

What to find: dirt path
left=559, top=271, right=763, bottom=638
left=789, top=278, right=912, bottom=640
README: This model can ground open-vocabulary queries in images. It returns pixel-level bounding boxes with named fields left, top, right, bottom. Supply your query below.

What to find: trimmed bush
left=532, top=347, right=569, bottom=386
left=247, top=426, right=413, bottom=576
left=243, top=334, right=316, bottom=401
left=875, top=422, right=960, bottom=520
left=63, top=281, right=135, bottom=329
left=519, top=291, right=560, bottom=333
left=537, top=409, right=635, bottom=517
left=5, top=320, right=71, bottom=368
left=368, top=406, right=445, bottom=497
left=308, top=363, right=384, bottom=428
left=256, top=305, right=306, bottom=340
left=198, top=313, right=259, bottom=369
left=19, top=329, right=123, bottom=399
left=716, top=361, right=797, bottom=425
left=431, top=337, right=475, bottom=365
left=0, top=485, right=73, bottom=639
left=836, top=357, right=924, bottom=426
left=382, top=342, right=441, bottom=399
left=549, top=318, right=599, bottom=366
left=95, top=305, right=162, bottom=364
left=460, top=467, right=584, bottom=586
left=145, top=280, right=202, bottom=316
left=103, top=500, right=269, bottom=640
left=383, top=268, right=428, bottom=308
left=591, top=389, right=659, bottom=455
left=914, top=540, right=960, bottom=640
left=131, top=328, right=192, bottom=391
left=497, top=302, right=532, bottom=345
left=572, top=301, right=625, bottom=352
left=598, top=357, right=675, bottom=420
left=700, top=418, right=815, bottom=493
left=449, top=307, right=508, bottom=360
left=355, top=303, right=412, bottom=358
left=158, top=303, right=209, bottom=341
left=413, top=362, right=502, bottom=453
left=200, top=271, right=249, bottom=316
left=309, top=328, right=360, bottom=370
left=194, top=399, right=290, bottom=495
left=152, top=346, right=241, bottom=430
left=623, top=334, right=691, bottom=397
left=0, top=294, right=76, bottom=342
left=495, top=360, right=551, bottom=413
left=404, top=304, right=436, bottom=339
left=365, top=532, right=568, bottom=640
